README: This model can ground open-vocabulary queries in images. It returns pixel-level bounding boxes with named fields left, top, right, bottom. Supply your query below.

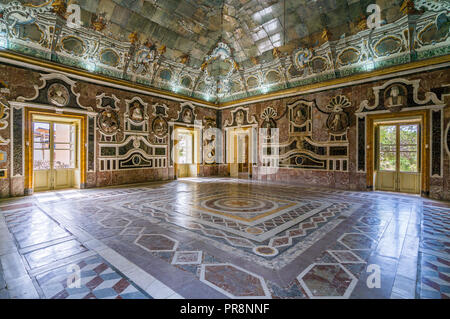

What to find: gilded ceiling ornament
left=47, top=83, right=69, bottom=107
left=158, top=45, right=166, bottom=55
left=321, top=29, right=332, bottom=43
left=180, top=54, right=190, bottom=65
left=400, top=0, right=421, bottom=15
left=129, top=31, right=139, bottom=45
left=91, top=13, right=107, bottom=32
left=51, top=0, right=67, bottom=18
left=272, top=47, right=281, bottom=59
left=251, top=57, right=259, bottom=66
left=357, top=14, right=368, bottom=31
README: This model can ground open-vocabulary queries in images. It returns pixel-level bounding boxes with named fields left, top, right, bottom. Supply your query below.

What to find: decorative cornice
left=1, top=50, right=449, bottom=109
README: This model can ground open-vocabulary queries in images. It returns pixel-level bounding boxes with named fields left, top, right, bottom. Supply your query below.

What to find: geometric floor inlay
left=297, top=263, right=357, bottom=299
left=200, top=263, right=271, bottom=299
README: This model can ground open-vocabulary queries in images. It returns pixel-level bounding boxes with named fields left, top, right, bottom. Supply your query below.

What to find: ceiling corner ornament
left=200, top=42, right=238, bottom=99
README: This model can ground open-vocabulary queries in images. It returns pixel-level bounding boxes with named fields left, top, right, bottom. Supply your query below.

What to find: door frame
left=366, top=110, right=430, bottom=196
left=226, top=126, right=255, bottom=178
left=173, top=125, right=200, bottom=178
left=24, top=108, right=87, bottom=194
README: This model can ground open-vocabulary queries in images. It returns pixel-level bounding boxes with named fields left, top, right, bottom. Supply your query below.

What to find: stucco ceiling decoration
left=1, top=0, right=449, bottom=105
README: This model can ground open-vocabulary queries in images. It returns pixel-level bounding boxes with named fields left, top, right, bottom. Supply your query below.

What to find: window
left=379, top=125, right=396, bottom=171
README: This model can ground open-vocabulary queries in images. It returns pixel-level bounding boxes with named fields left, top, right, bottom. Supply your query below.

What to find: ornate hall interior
left=0, top=0, right=449, bottom=300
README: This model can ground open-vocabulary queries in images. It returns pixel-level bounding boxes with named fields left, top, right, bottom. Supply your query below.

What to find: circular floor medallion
left=245, top=227, right=264, bottom=235
left=253, top=246, right=279, bottom=257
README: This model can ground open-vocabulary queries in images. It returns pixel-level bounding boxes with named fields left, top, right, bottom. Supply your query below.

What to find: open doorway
left=25, top=110, right=86, bottom=194
left=227, top=127, right=253, bottom=179
left=375, top=121, right=421, bottom=194
left=174, top=127, right=199, bottom=178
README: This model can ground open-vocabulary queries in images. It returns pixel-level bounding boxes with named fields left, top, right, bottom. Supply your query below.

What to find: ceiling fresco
left=0, top=0, right=449, bottom=104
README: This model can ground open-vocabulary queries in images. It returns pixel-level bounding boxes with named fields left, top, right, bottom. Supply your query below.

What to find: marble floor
left=0, top=178, right=448, bottom=299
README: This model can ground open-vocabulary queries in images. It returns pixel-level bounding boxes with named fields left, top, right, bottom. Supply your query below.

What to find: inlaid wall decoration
left=224, top=107, right=257, bottom=127
left=321, top=95, right=352, bottom=136
left=98, top=135, right=167, bottom=172
left=96, top=93, right=120, bottom=111
left=124, top=97, right=149, bottom=133
left=12, top=107, right=23, bottom=177
left=173, top=103, right=197, bottom=125
left=288, top=99, right=315, bottom=136
left=98, top=108, right=120, bottom=142
left=445, top=122, right=450, bottom=157
left=87, top=116, right=95, bottom=172
left=431, top=109, right=443, bottom=177
left=17, top=73, right=91, bottom=111
left=260, top=107, right=278, bottom=141
left=357, top=117, right=366, bottom=172
left=0, top=95, right=10, bottom=145
left=152, top=103, right=169, bottom=144
left=356, top=77, right=448, bottom=179
left=203, top=117, right=217, bottom=165
left=357, top=78, right=445, bottom=114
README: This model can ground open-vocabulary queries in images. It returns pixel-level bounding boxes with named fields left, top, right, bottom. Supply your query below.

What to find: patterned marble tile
left=35, top=255, right=151, bottom=299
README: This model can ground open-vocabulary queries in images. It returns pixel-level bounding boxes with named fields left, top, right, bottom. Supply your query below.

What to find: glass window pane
left=54, top=123, right=72, bottom=143
left=54, top=143, right=71, bottom=150
left=400, top=152, right=418, bottom=172
left=33, top=149, right=50, bottom=170
left=399, top=125, right=418, bottom=173
left=379, top=125, right=397, bottom=171
left=54, top=150, right=74, bottom=169
left=400, top=125, right=418, bottom=145
left=33, top=122, right=50, bottom=148
left=380, top=125, right=396, bottom=145
left=380, top=151, right=396, bottom=171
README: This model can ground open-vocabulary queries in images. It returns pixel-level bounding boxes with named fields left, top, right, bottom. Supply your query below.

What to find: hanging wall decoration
left=321, top=95, right=352, bottom=135
left=124, top=97, right=149, bottom=133
left=260, top=107, right=278, bottom=140
left=203, top=117, right=217, bottom=165
left=17, top=73, right=91, bottom=111
left=224, top=107, right=257, bottom=127
left=173, top=103, right=197, bottom=125
left=288, top=99, right=315, bottom=136
left=152, top=103, right=169, bottom=144
left=98, top=108, right=120, bottom=136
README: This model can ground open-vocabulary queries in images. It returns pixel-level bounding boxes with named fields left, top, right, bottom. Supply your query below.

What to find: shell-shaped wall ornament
left=325, top=95, right=351, bottom=113
left=261, top=107, right=278, bottom=121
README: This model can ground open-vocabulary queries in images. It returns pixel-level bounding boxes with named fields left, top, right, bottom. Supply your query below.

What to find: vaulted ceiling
left=25, top=0, right=404, bottom=69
